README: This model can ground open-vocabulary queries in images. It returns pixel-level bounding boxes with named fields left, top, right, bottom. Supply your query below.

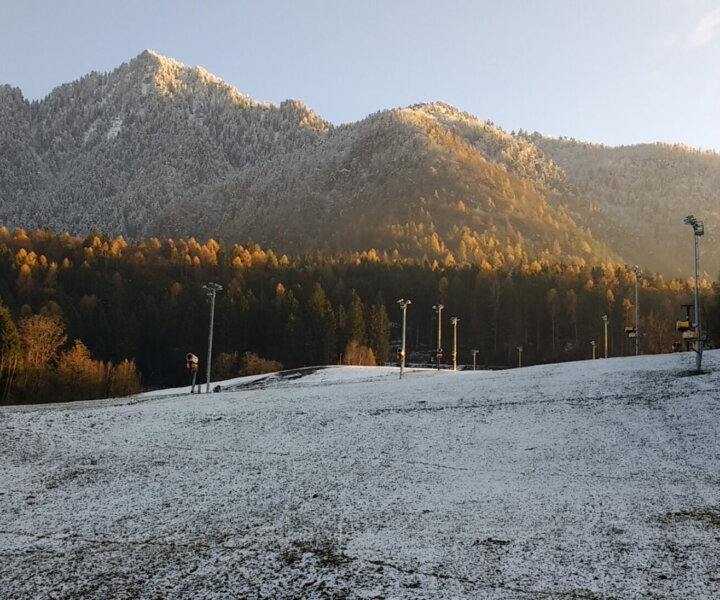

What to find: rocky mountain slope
left=1, top=50, right=718, bottom=275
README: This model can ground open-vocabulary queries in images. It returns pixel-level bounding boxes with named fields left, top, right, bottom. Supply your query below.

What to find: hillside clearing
left=2, top=352, right=720, bottom=599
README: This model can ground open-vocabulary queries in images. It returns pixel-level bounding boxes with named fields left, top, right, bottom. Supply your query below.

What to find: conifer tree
left=346, top=290, right=366, bottom=346
left=368, top=298, right=390, bottom=364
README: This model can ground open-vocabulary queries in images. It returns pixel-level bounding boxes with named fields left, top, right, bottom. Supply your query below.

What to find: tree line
left=0, top=307, right=141, bottom=404
left=0, top=227, right=716, bottom=404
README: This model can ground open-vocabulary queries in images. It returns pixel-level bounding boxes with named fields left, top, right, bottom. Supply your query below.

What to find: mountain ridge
left=1, top=50, right=718, bottom=276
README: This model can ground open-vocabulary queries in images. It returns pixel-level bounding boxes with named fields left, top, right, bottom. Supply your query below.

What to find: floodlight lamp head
left=684, top=215, right=704, bottom=235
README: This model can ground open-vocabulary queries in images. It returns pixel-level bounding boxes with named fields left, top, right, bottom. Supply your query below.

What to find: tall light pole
left=684, top=215, right=704, bottom=372
left=631, top=265, right=641, bottom=356
left=472, top=349, right=479, bottom=371
left=602, top=314, right=608, bottom=359
left=397, top=298, right=411, bottom=379
left=432, top=304, right=444, bottom=371
left=203, top=282, right=223, bottom=393
left=450, top=317, right=459, bottom=371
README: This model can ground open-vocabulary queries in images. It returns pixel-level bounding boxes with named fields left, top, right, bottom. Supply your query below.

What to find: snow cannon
left=185, top=353, right=199, bottom=370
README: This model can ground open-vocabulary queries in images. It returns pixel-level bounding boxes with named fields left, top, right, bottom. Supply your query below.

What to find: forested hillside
left=527, top=135, right=720, bottom=276
left=1, top=229, right=716, bottom=404
left=1, top=51, right=719, bottom=277
left=159, top=104, right=618, bottom=269
left=0, top=50, right=328, bottom=238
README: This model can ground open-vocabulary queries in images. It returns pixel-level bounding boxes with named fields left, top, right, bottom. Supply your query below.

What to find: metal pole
left=398, top=299, right=411, bottom=379
left=591, top=340, right=596, bottom=360
left=602, top=315, right=608, bottom=359
left=451, top=317, right=459, bottom=371
left=517, top=345, right=523, bottom=368
left=685, top=215, right=704, bottom=372
left=203, top=282, right=223, bottom=393
left=472, top=349, right=478, bottom=371
left=402, top=304, right=407, bottom=378
left=206, top=289, right=216, bottom=393
left=433, top=304, right=443, bottom=370
left=632, top=266, right=641, bottom=356
left=693, top=228, right=703, bottom=371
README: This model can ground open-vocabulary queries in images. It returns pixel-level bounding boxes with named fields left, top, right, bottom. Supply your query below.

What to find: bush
left=213, top=351, right=241, bottom=380
left=241, top=352, right=283, bottom=376
left=342, top=341, right=376, bottom=366
left=109, top=359, right=142, bottom=397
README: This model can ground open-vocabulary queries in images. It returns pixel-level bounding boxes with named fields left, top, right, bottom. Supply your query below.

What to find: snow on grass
left=2, top=352, right=720, bottom=598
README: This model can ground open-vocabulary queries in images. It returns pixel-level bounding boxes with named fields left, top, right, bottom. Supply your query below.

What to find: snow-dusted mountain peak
left=1, top=51, right=719, bottom=274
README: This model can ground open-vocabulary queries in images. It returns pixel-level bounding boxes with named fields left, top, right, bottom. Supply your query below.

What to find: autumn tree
left=108, top=359, right=142, bottom=397
left=16, top=314, right=67, bottom=402
left=0, top=303, right=21, bottom=403
left=342, top=341, right=376, bottom=366
left=56, top=339, right=106, bottom=401
left=18, top=314, right=66, bottom=371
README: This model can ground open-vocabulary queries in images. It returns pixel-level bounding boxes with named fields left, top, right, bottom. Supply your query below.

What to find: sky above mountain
left=1, top=0, right=719, bottom=151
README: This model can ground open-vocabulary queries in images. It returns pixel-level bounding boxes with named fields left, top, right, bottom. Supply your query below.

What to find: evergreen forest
left=0, top=228, right=717, bottom=405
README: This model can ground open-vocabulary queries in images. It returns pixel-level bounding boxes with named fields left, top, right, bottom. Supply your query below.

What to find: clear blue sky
left=1, top=0, right=719, bottom=150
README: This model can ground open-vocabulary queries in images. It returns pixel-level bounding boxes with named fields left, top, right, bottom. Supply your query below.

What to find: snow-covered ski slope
left=2, top=351, right=720, bottom=599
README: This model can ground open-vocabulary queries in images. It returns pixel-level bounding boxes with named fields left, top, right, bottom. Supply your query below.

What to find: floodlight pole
left=203, top=282, right=223, bottom=393
left=450, top=317, right=459, bottom=371
left=684, top=215, right=704, bottom=372
left=602, top=314, right=608, bottom=359
left=432, top=304, right=444, bottom=371
left=631, top=265, right=641, bottom=356
left=397, top=299, right=411, bottom=379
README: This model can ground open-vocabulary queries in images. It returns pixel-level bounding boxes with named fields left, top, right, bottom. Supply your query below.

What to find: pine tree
left=368, top=298, right=390, bottom=364
left=346, top=290, right=366, bottom=346
left=307, top=282, right=337, bottom=365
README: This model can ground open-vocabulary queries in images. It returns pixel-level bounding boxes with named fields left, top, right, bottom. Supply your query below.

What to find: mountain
left=157, top=103, right=618, bottom=267
left=525, top=134, right=720, bottom=276
left=1, top=50, right=719, bottom=275
left=0, top=50, right=329, bottom=238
